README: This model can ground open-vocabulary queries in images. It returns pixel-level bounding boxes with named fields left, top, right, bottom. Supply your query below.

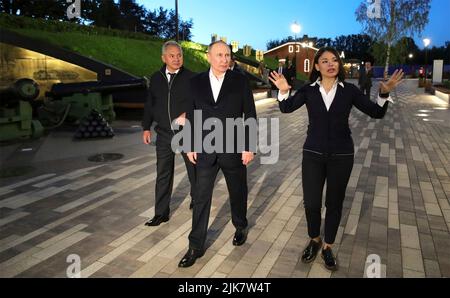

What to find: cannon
left=0, top=79, right=44, bottom=142
left=0, top=78, right=40, bottom=107
left=39, top=78, right=148, bottom=127
left=1, top=78, right=148, bottom=141
left=46, top=79, right=148, bottom=98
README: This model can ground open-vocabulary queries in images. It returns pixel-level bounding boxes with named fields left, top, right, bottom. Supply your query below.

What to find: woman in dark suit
left=269, top=47, right=403, bottom=271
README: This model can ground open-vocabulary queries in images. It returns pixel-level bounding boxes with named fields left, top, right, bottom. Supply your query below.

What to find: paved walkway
left=0, top=79, right=449, bottom=278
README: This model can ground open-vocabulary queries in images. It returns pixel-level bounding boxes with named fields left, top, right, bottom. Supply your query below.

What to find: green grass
left=297, top=72, right=310, bottom=81
left=7, top=28, right=209, bottom=76
left=443, top=80, right=450, bottom=90
left=0, top=12, right=210, bottom=76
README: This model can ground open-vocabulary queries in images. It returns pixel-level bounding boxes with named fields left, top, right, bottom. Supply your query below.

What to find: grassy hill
left=0, top=14, right=210, bottom=76
left=9, top=29, right=210, bottom=76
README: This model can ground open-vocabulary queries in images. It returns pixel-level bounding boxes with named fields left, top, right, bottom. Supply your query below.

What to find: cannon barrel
left=0, top=78, right=40, bottom=106
left=46, top=78, right=148, bottom=98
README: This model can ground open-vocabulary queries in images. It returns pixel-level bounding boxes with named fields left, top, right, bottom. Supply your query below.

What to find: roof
left=264, top=42, right=319, bottom=55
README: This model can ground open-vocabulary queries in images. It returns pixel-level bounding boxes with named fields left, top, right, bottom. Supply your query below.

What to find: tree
left=356, top=0, right=431, bottom=78
left=87, top=0, right=121, bottom=29
left=143, top=7, right=166, bottom=36
left=0, top=0, right=66, bottom=19
left=118, top=0, right=146, bottom=32
left=179, top=19, right=193, bottom=41
left=371, top=39, right=408, bottom=66
left=1, top=0, right=29, bottom=15
left=1, top=0, right=195, bottom=41
left=315, top=38, right=333, bottom=48
left=394, top=37, right=419, bottom=64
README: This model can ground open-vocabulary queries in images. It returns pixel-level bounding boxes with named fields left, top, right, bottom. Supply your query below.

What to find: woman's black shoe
left=321, top=247, right=338, bottom=271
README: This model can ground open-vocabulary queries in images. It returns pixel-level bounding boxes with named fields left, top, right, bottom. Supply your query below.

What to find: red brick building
left=264, top=42, right=318, bottom=77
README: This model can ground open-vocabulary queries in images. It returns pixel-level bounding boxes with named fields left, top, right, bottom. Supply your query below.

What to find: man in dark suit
left=142, top=41, right=196, bottom=227
left=271, top=60, right=289, bottom=98
left=285, top=60, right=296, bottom=87
left=276, top=60, right=286, bottom=75
left=178, top=40, right=257, bottom=268
left=358, top=61, right=373, bottom=98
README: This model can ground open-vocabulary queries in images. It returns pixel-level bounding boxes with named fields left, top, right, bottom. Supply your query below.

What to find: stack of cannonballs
left=74, top=110, right=114, bottom=139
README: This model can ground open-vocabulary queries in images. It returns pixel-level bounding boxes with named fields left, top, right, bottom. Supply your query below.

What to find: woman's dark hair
left=309, top=47, right=346, bottom=83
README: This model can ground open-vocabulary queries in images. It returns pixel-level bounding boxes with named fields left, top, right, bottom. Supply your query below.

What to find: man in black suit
left=276, top=60, right=286, bottom=75
left=142, top=41, right=196, bottom=227
left=271, top=60, right=289, bottom=98
left=285, top=60, right=296, bottom=86
left=178, top=40, right=257, bottom=268
left=358, top=61, right=373, bottom=98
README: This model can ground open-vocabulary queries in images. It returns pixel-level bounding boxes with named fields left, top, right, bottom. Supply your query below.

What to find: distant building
left=264, top=42, right=318, bottom=77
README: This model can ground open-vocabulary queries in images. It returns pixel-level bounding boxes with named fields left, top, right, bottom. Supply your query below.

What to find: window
left=304, top=59, right=310, bottom=73
left=289, top=45, right=301, bottom=53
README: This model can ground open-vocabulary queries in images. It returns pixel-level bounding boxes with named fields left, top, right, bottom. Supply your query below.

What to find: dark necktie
left=168, top=73, right=176, bottom=85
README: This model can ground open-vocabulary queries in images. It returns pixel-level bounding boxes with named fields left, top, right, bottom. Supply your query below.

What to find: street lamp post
left=290, top=22, right=301, bottom=81
left=175, top=0, right=179, bottom=42
left=408, top=53, right=413, bottom=76
left=423, top=38, right=431, bottom=87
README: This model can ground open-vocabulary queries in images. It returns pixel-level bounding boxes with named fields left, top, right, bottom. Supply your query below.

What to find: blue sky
left=136, top=0, right=449, bottom=50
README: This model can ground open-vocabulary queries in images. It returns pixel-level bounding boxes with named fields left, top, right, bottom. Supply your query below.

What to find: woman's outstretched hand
left=380, top=69, right=404, bottom=94
left=269, top=71, right=291, bottom=94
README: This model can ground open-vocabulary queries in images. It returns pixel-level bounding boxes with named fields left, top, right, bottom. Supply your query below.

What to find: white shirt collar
left=209, top=68, right=226, bottom=81
left=209, top=68, right=226, bottom=102
left=310, top=78, right=344, bottom=88
left=165, top=68, right=180, bottom=77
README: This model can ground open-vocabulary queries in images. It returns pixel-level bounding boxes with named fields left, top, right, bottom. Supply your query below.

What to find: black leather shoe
left=321, top=247, right=338, bottom=271
left=144, top=215, right=169, bottom=226
left=301, top=239, right=322, bottom=263
left=232, top=228, right=248, bottom=246
left=178, top=248, right=204, bottom=268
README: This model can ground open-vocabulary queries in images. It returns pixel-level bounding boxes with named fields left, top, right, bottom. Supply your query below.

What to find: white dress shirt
left=209, top=68, right=226, bottom=102
left=165, top=68, right=180, bottom=82
left=278, top=79, right=393, bottom=110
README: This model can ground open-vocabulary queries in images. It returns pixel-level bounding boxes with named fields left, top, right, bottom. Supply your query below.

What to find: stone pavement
left=0, top=79, right=449, bottom=278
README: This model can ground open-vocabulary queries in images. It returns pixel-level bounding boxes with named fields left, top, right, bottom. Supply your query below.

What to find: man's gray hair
left=162, top=40, right=183, bottom=55
left=207, top=40, right=230, bottom=53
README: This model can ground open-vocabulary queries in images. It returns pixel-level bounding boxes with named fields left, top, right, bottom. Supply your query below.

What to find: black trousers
left=302, top=150, right=354, bottom=244
left=188, top=153, right=248, bottom=251
left=154, top=127, right=196, bottom=217
left=360, top=85, right=371, bottom=98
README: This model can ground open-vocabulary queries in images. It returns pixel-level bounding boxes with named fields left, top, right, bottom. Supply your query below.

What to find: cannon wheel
left=31, top=119, right=44, bottom=139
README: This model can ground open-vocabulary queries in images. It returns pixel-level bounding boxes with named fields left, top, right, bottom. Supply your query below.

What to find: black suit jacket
left=279, top=81, right=388, bottom=154
left=285, top=66, right=296, bottom=85
left=142, top=66, right=195, bottom=131
left=358, top=68, right=373, bottom=88
left=186, top=70, right=257, bottom=161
